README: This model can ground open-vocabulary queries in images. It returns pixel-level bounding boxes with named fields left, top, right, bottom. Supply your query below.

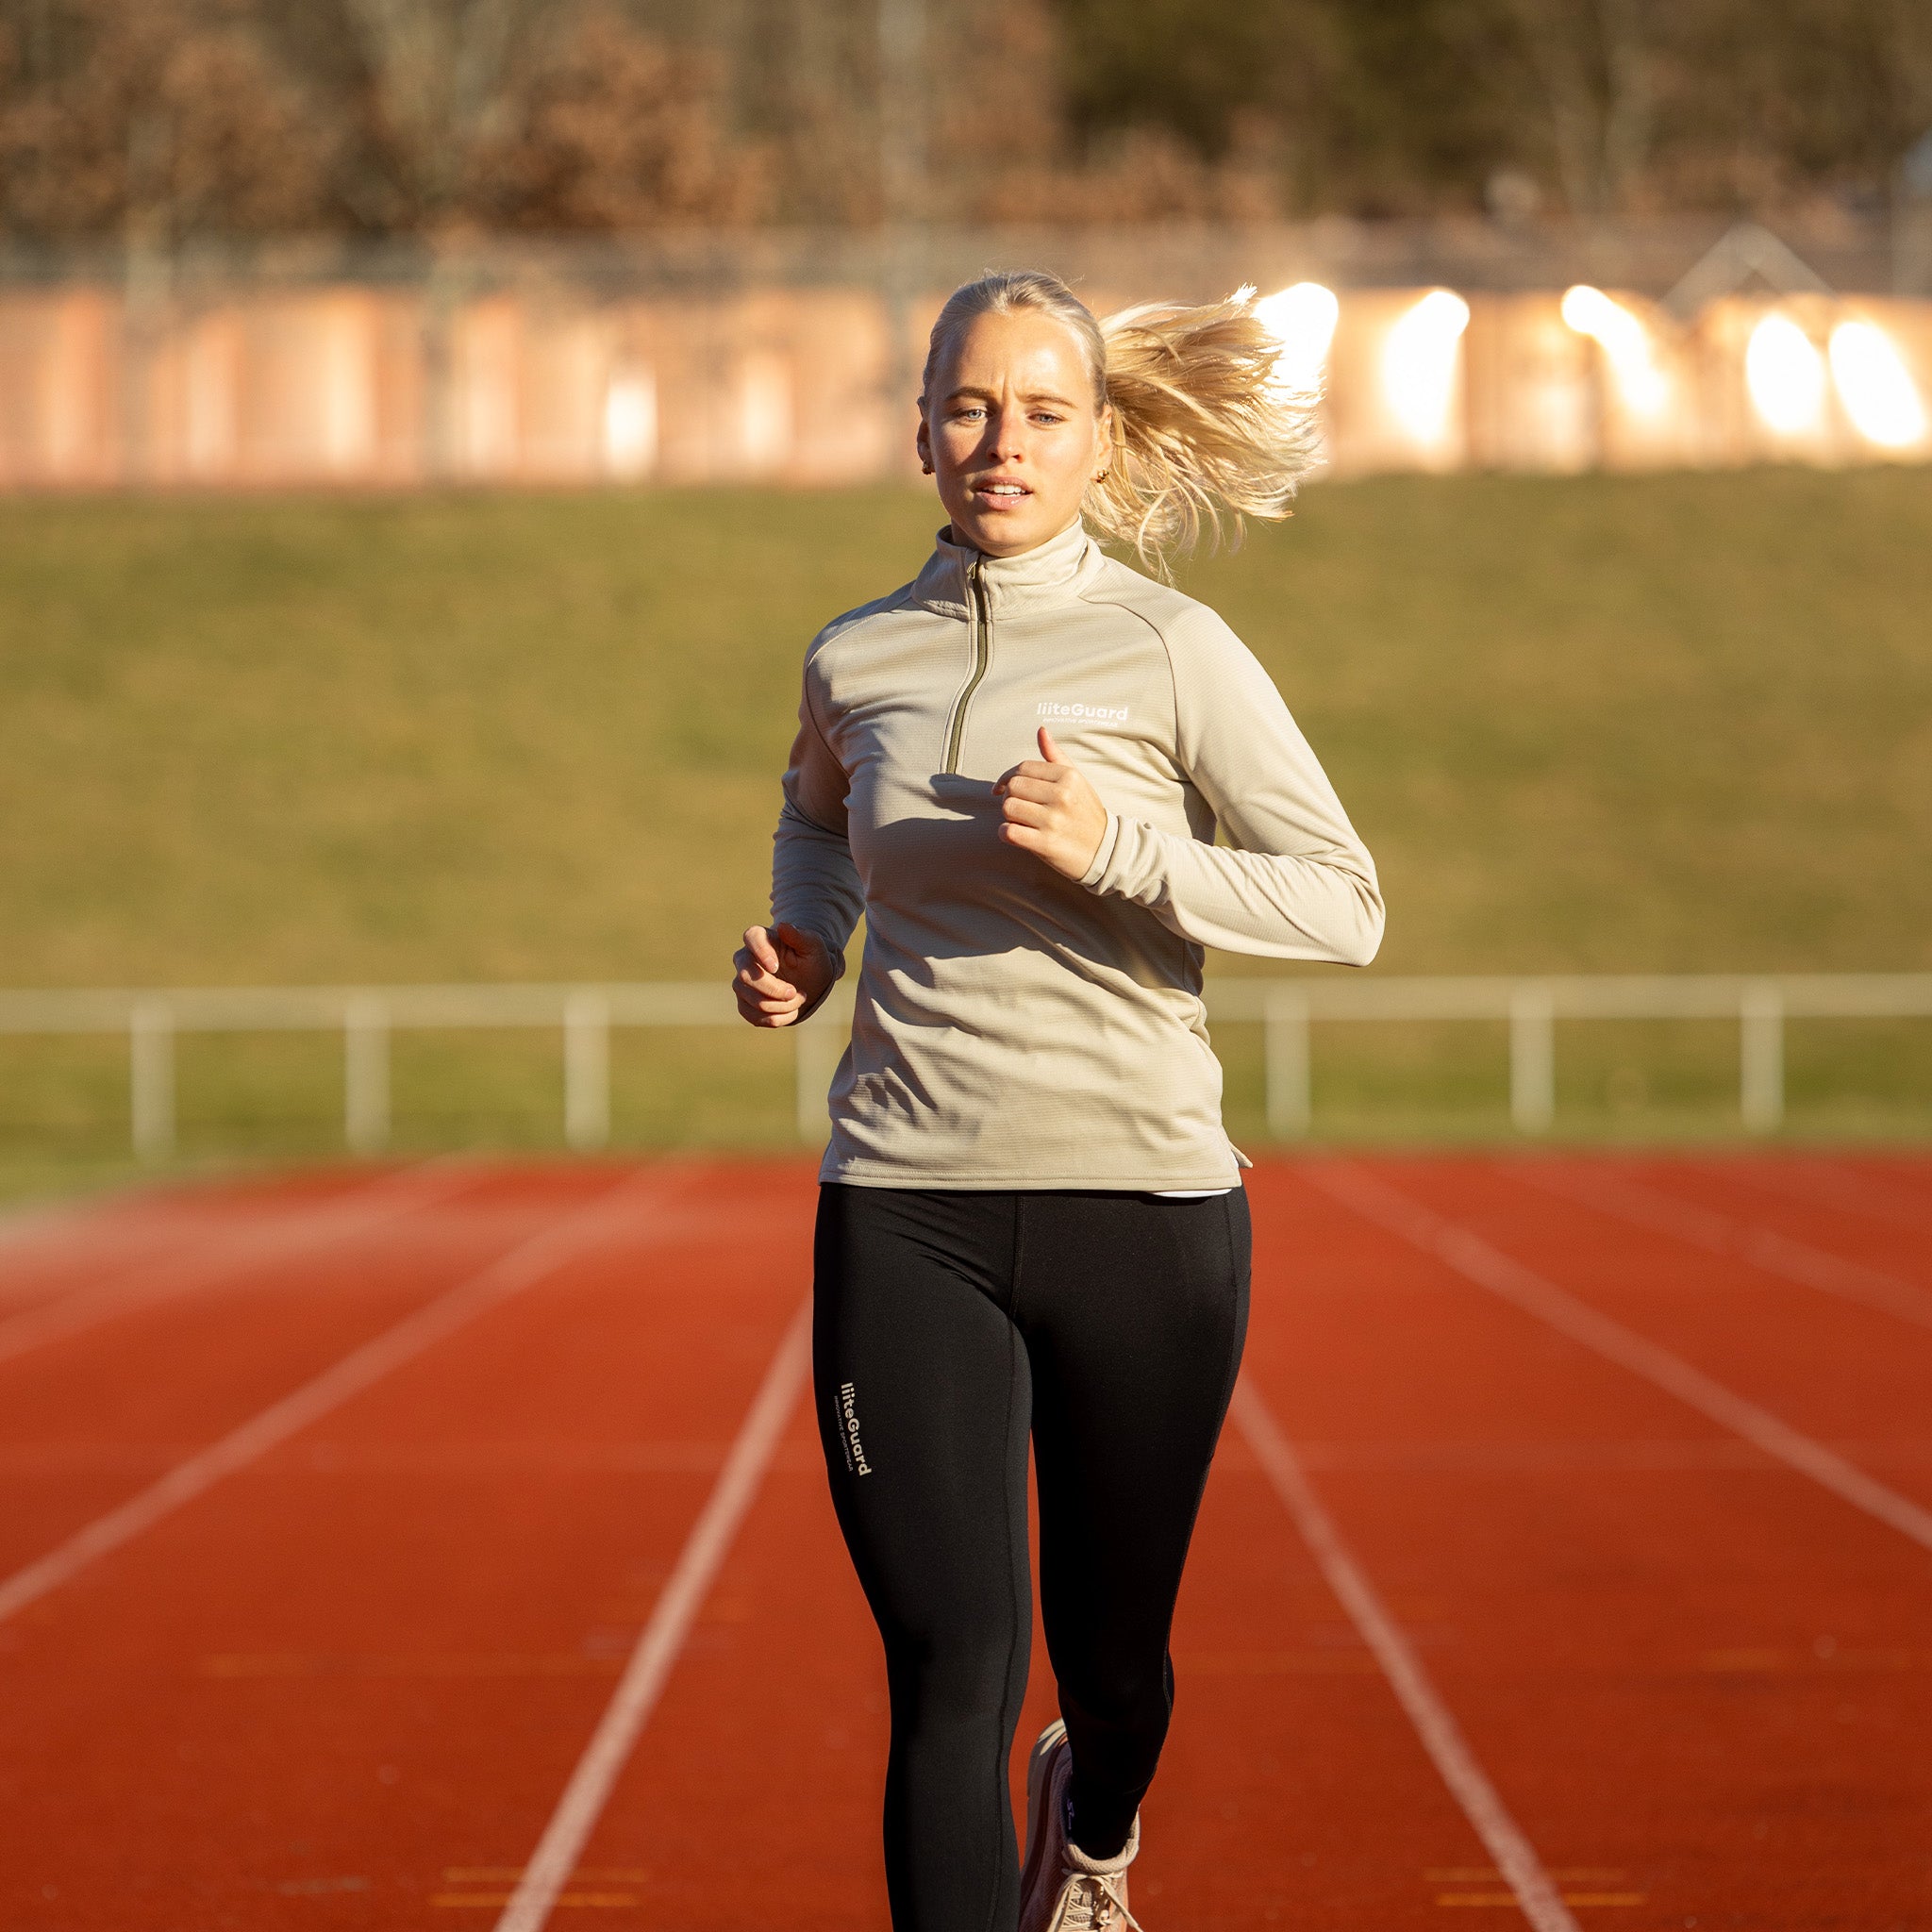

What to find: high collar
left=910, top=517, right=1102, bottom=619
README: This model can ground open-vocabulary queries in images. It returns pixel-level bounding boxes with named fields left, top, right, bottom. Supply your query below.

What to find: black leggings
left=812, top=1183, right=1251, bottom=1932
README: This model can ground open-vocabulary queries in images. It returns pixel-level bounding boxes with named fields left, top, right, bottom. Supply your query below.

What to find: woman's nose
left=986, top=405, right=1027, bottom=458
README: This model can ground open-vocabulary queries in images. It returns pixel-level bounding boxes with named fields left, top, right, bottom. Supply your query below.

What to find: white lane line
left=1736, top=1158, right=1932, bottom=1233
left=1232, top=1377, right=1581, bottom=1932
left=491, top=1296, right=812, bottom=1932
left=0, top=1196, right=214, bottom=1298
left=0, top=1196, right=108, bottom=1259
left=0, top=1182, right=359, bottom=1282
left=1511, top=1162, right=1932, bottom=1334
left=1815, top=1158, right=1932, bottom=1224
left=0, top=1166, right=689, bottom=1628
left=1306, top=1162, right=1932, bottom=1557
left=0, top=1162, right=474, bottom=1372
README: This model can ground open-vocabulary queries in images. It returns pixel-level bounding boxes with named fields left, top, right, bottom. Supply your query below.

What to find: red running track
left=0, top=1153, right=1927, bottom=1931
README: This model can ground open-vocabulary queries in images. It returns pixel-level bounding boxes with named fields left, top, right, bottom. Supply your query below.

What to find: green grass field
left=3, top=467, right=1929, bottom=1186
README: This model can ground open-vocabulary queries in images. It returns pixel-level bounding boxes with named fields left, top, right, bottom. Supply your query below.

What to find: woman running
left=732, top=269, right=1382, bottom=1932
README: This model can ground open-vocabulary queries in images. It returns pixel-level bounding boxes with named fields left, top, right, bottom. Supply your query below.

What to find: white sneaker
left=1018, top=1720, right=1144, bottom=1932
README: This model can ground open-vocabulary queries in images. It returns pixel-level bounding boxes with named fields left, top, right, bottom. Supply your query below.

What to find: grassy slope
left=1202, top=467, right=1932, bottom=975
left=1, top=469, right=1927, bottom=1174
left=4, top=468, right=1927, bottom=990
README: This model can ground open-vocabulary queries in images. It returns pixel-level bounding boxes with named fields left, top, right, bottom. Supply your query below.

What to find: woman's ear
left=1093, top=399, right=1116, bottom=481
left=916, top=408, right=934, bottom=476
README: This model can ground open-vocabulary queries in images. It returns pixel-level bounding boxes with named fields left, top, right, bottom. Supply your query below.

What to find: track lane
left=1676, top=1151, right=1932, bottom=1243
left=9, top=1153, right=1932, bottom=1932
left=1515, top=1154, right=1932, bottom=1316
left=559, top=1195, right=1584, bottom=1932
left=445, top=1153, right=1932, bottom=1932
left=1239, top=1159, right=1932, bottom=1932
left=0, top=1170, right=574, bottom=1578
left=0, top=1162, right=478, bottom=1372
left=0, top=1169, right=434, bottom=1305
left=1311, top=1159, right=1932, bottom=1548
left=0, top=1161, right=810, bottom=1932
left=1812, top=1154, right=1932, bottom=1217
left=0, top=1166, right=690, bottom=1630
left=1402, top=1158, right=1932, bottom=1514
left=1155, top=1435, right=1536, bottom=1931
left=490, top=1296, right=811, bottom=1932
left=503, top=1313, right=878, bottom=1932
left=1232, top=1376, right=1579, bottom=1932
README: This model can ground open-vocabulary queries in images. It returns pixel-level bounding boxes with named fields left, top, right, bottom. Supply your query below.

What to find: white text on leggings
left=840, top=1382, right=874, bottom=1475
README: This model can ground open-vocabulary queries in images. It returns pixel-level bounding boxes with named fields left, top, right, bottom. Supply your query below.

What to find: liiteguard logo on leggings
left=839, top=1382, right=874, bottom=1475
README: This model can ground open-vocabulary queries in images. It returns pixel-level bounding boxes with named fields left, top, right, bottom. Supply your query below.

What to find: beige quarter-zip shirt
left=773, top=519, right=1383, bottom=1190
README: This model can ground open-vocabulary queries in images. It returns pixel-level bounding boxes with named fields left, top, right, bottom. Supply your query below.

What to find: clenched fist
left=732, top=921, right=837, bottom=1028
left=992, top=726, right=1109, bottom=881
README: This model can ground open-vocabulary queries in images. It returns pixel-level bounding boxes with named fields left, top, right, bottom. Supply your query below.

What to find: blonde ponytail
left=921, top=270, right=1320, bottom=580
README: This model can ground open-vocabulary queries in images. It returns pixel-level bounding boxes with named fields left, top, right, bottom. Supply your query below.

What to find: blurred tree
left=1048, top=0, right=1518, bottom=216
left=476, top=3, right=767, bottom=227
left=931, top=0, right=1290, bottom=221
left=1, top=0, right=1926, bottom=236
left=0, top=0, right=336, bottom=237
left=1056, top=0, right=1300, bottom=160
left=1479, top=0, right=1665, bottom=214
left=318, top=0, right=761, bottom=229
left=332, top=0, right=537, bottom=227
left=1047, top=0, right=1932, bottom=218
left=1785, top=0, right=1932, bottom=205
left=621, top=0, right=880, bottom=223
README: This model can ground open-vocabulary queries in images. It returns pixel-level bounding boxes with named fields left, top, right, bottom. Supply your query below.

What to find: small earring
left=921, top=462, right=933, bottom=475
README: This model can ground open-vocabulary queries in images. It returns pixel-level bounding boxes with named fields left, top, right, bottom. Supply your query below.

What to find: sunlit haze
left=1560, top=285, right=1671, bottom=417
left=1255, top=282, right=1341, bottom=396
left=1745, top=312, right=1828, bottom=436
left=1382, top=290, right=1471, bottom=447
left=1828, top=321, right=1929, bottom=451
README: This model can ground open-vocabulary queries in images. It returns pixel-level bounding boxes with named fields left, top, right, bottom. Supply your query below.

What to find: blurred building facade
left=2, top=222, right=1929, bottom=488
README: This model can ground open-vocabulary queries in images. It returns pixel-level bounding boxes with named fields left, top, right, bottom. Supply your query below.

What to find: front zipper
left=941, top=555, right=992, bottom=775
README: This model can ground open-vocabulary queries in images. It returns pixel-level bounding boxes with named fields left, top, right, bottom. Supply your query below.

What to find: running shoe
left=1018, top=1720, right=1143, bottom=1932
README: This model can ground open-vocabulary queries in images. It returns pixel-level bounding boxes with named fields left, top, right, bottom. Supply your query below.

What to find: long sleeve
left=771, top=662, right=864, bottom=982
left=1078, top=610, right=1384, bottom=964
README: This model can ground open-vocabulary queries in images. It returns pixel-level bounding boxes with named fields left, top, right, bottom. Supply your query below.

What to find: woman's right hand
left=733, top=922, right=836, bottom=1027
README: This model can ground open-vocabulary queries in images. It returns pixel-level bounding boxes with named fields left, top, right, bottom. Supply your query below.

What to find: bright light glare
left=739, top=351, right=792, bottom=470
left=1254, top=281, right=1340, bottom=394
left=1382, top=290, right=1470, bottom=445
left=603, top=369, right=657, bottom=477
left=1560, top=284, right=1670, bottom=416
left=1744, top=313, right=1826, bottom=435
left=1828, top=321, right=1927, bottom=449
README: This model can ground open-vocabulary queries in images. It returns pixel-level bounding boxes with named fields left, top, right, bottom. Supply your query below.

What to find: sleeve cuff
left=1079, top=812, right=1123, bottom=891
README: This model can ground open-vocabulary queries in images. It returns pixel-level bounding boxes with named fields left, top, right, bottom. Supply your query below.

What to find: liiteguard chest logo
left=1037, top=700, right=1129, bottom=724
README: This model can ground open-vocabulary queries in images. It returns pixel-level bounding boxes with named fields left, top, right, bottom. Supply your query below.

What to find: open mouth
left=971, top=479, right=1031, bottom=503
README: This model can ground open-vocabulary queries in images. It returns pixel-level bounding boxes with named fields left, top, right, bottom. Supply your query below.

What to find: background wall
left=3, top=235, right=1930, bottom=488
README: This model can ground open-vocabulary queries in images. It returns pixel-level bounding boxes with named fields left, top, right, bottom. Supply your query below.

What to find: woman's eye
left=1032, top=411, right=1064, bottom=425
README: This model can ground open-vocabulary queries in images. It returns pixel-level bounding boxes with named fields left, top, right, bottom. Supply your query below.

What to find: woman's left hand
left=994, top=726, right=1109, bottom=881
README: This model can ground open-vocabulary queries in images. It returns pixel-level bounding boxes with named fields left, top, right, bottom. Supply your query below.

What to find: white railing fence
left=1, top=974, right=1927, bottom=1159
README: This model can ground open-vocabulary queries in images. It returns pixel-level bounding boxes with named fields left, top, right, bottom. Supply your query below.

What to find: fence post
left=1508, top=984, right=1556, bottom=1134
left=1263, top=989, right=1311, bottom=1139
left=1740, top=980, right=1784, bottom=1135
left=344, top=996, right=391, bottom=1154
left=564, top=990, right=611, bottom=1151
left=130, top=998, right=175, bottom=1160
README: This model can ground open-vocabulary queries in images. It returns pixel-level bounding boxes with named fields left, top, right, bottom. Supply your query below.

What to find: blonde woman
left=732, top=270, right=1381, bottom=1932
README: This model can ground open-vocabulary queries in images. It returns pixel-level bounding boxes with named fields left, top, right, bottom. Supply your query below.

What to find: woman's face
left=919, top=308, right=1111, bottom=558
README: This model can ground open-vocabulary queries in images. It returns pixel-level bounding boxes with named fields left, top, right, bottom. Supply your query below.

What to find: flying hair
left=919, top=268, right=1322, bottom=579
